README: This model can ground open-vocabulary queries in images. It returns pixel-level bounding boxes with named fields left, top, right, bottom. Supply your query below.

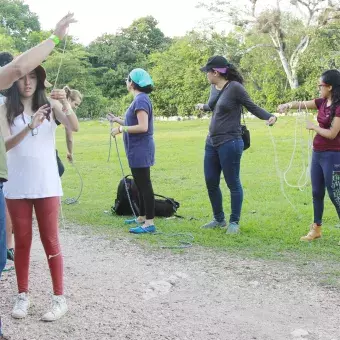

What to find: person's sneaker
left=12, top=292, right=30, bottom=319
left=41, top=295, right=68, bottom=322
left=124, top=218, right=144, bottom=225
left=7, top=248, right=14, bottom=261
left=300, top=223, right=321, bottom=241
left=201, top=220, right=227, bottom=229
left=3, top=262, right=14, bottom=272
left=129, top=225, right=156, bottom=234
left=226, top=222, right=240, bottom=234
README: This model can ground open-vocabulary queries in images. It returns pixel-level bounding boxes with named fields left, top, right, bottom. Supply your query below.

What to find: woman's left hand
left=50, top=89, right=68, bottom=105
left=267, top=116, right=277, bottom=126
left=111, top=127, right=120, bottom=137
left=306, top=120, right=315, bottom=130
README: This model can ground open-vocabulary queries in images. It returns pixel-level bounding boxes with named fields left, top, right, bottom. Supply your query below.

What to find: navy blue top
left=123, top=93, right=155, bottom=168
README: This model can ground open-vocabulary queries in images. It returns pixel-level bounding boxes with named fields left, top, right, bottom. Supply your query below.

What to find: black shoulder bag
left=241, top=108, right=250, bottom=151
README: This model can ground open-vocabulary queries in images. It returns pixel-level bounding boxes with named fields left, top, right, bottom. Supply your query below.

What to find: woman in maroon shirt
left=278, top=69, right=340, bottom=241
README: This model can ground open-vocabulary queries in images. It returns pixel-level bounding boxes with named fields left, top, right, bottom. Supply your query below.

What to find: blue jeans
left=0, top=183, right=6, bottom=278
left=311, top=150, right=340, bottom=224
left=204, top=138, right=244, bottom=223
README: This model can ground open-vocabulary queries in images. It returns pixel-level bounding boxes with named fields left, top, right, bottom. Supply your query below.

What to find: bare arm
left=111, top=110, right=149, bottom=136
left=307, top=117, right=340, bottom=140
left=278, top=100, right=317, bottom=113
left=65, top=127, right=73, bottom=155
left=0, top=40, right=55, bottom=91
left=124, top=110, right=148, bottom=133
left=106, top=113, right=124, bottom=125
left=0, top=13, right=76, bottom=91
left=116, top=118, right=125, bottom=125
left=50, top=95, right=79, bottom=132
left=5, top=125, right=31, bottom=151
left=0, top=104, right=49, bottom=151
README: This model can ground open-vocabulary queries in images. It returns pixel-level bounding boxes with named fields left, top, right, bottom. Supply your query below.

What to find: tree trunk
left=277, top=48, right=299, bottom=89
left=270, top=32, right=300, bottom=89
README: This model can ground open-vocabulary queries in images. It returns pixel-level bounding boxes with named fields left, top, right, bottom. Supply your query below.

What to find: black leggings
left=131, top=167, right=155, bottom=220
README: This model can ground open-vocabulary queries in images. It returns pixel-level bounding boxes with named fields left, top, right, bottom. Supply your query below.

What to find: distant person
left=55, top=86, right=83, bottom=176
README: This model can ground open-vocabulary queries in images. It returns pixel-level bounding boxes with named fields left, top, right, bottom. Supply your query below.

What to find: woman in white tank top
left=0, top=64, right=79, bottom=322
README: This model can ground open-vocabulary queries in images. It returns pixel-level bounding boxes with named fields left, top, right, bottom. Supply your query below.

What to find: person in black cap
left=197, top=55, right=277, bottom=234
left=278, top=69, right=340, bottom=242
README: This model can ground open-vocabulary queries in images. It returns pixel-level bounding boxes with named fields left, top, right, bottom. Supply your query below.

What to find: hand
left=107, top=113, right=117, bottom=123
left=50, top=89, right=68, bottom=105
left=53, top=13, right=77, bottom=40
left=277, top=104, right=290, bottom=114
left=30, top=105, right=49, bottom=128
left=267, top=116, right=277, bottom=126
left=306, top=120, right=315, bottom=130
left=67, top=152, right=73, bottom=163
left=111, top=127, right=120, bottom=137
left=195, top=104, right=204, bottom=111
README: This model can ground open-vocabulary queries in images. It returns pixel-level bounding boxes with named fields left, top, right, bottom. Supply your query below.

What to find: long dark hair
left=6, top=71, right=49, bottom=125
left=321, top=69, right=340, bottom=123
left=220, top=64, right=244, bottom=84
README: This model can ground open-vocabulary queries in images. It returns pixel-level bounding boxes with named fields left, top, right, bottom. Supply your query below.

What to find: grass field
left=56, top=117, right=340, bottom=261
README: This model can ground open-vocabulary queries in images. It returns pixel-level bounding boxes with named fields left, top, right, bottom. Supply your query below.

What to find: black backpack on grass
left=111, top=175, right=180, bottom=217
left=111, top=175, right=139, bottom=216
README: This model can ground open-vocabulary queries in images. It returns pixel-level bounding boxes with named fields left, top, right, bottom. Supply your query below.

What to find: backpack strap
left=154, top=194, right=179, bottom=211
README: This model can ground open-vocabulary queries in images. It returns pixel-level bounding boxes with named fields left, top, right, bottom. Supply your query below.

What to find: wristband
left=119, top=126, right=128, bottom=133
left=49, top=34, right=60, bottom=46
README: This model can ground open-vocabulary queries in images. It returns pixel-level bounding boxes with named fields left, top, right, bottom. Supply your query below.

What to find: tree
left=0, top=28, right=17, bottom=54
left=0, top=0, right=40, bottom=51
left=88, top=33, right=147, bottom=99
left=199, top=0, right=340, bottom=88
left=121, top=16, right=171, bottom=55
left=149, top=34, right=212, bottom=116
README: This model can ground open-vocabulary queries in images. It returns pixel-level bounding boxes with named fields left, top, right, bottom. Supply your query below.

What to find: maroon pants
left=6, top=197, right=63, bottom=295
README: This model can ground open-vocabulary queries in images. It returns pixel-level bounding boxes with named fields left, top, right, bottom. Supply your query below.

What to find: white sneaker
left=41, top=295, right=68, bottom=322
left=12, top=292, right=30, bottom=319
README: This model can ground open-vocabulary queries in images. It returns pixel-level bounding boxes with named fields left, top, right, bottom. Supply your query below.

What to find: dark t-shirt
left=203, top=81, right=273, bottom=147
left=123, top=93, right=155, bottom=168
left=313, top=98, right=340, bottom=151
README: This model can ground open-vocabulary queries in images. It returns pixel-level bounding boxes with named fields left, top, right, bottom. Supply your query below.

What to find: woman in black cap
left=278, top=69, right=340, bottom=242
left=197, top=55, right=277, bottom=234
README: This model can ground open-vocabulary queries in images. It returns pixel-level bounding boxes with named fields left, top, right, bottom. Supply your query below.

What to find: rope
left=268, top=101, right=314, bottom=217
left=51, top=31, right=69, bottom=228
left=113, top=134, right=138, bottom=218
left=53, top=29, right=69, bottom=90
left=62, top=161, right=84, bottom=204
left=282, top=102, right=313, bottom=191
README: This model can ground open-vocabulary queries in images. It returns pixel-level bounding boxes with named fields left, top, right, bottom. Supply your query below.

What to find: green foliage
left=0, top=0, right=40, bottom=51
left=1, top=1, right=340, bottom=117
left=148, top=35, right=212, bottom=116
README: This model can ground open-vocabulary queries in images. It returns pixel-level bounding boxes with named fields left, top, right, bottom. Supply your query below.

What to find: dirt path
left=1, top=225, right=339, bottom=340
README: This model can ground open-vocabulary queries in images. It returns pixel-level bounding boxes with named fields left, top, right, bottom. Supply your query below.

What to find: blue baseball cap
left=129, top=68, right=154, bottom=87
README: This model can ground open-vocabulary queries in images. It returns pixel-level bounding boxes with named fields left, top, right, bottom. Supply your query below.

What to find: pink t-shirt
left=313, top=98, right=340, bottom=151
